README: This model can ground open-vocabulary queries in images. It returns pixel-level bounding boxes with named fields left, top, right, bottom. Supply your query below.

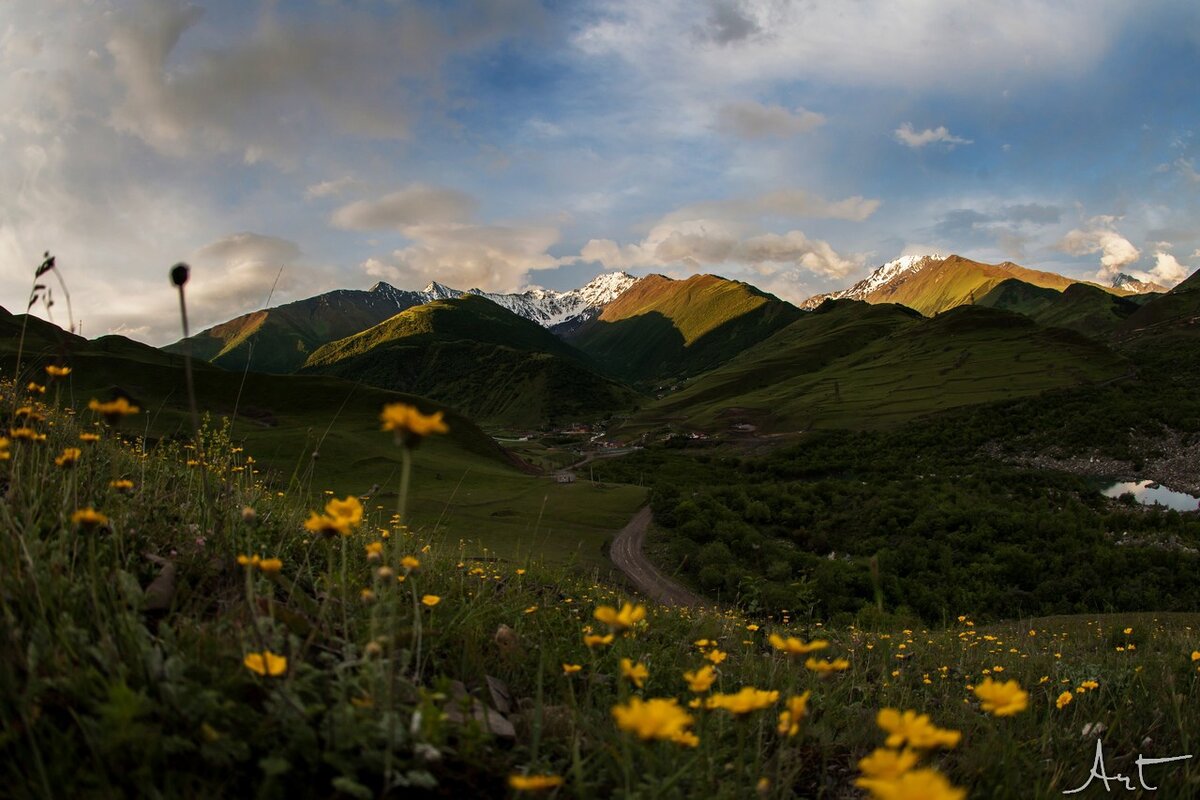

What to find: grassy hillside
left=303, top=295, right=641, bottom=428
left=1117, top=266, right=1200, bottom=341
left=2, top=308, right=646, bottom=565
left=978, top=279, right=1144, bottom=339
left=628, top=304, right=1128, bottom=433
left=3, top=387, right=1200, bottom=798
left=164, top=284, right=424, bottom=373
left=564, top=273, right=802, bottom=383
left=865, top=255, right=1107, bottom=316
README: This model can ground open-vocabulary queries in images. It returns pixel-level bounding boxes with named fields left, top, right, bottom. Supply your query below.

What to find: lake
left=1102, top=480, right=1200, bottom=512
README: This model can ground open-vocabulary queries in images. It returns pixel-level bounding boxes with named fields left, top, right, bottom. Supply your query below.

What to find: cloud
left=716, top=101, right=825, bottom=139
left=104, top=0, right=544, bottom=163
left=1177, top=158, right=1200, bottom=183
left=362, top=223, right=562, bottom=292
left=1148, top=251, right=1191, bottom=286
left=1059, top=220, right=1141, bottom=279
left=696, top=0, right=760, bottom=45
left=1002, top=203, right=1062, bottom=225
left=577, top=1, right=1128, bottom=91
left=331, top=185, right=478, bottom=231
left=894, top=123, right=972, bottom=148
left=667, top=188, right=880, bottom=224
left=579, top=209, right=862, bottom=281
left=304, top=178, right=361, bottom=200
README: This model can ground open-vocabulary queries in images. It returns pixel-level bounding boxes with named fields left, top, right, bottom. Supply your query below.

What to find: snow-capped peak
left=369, top=272, right=640, bottom=329
left=800, top=254, right=944, bottom=308
left=1111, top=273, right=1166, bottom=294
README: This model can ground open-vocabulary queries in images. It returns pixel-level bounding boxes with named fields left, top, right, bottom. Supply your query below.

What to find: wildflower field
left=2, top=369, right=1200, bottom=799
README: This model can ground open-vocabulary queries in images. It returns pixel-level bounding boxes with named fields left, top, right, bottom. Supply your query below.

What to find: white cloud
left=1148, top=251, right=1191, bottom=286
left=1059, top=219, right=1141, bottom=280
left=716, top=101, right=825, bottom=139
left=304, top=177, right=361, bottom=200
left=664, top=188, right=880, bottom=224
left=331, top=185, right=478, bottom=231
left=362, top=223, right=562, bottom=292
left=575, top=1, right=1127, bottom=91
left=894, top=123, right=973, bottom=148
left=580, top=206, right=862, bottom=282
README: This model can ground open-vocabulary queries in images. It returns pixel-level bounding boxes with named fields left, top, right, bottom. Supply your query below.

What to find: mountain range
left=155, top=252, right=1193, bottom=431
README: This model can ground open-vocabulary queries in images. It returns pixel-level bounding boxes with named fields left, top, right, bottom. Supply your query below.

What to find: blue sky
left=1, top=0, right=1198, bottom=342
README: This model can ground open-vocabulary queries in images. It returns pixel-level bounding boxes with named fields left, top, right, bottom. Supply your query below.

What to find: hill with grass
left=302, top=294, right=640, bottom=428
left=977, top=279, right=1145, bottom=339
left=627, top=302, right=1128, bottom=433
left=563, top=273, right=803, bottom=383
left=164, top=284, right=432, bottom=374
left=804, top=254, right=1136, bottom=316
left=1, top=305, right=648, bottom=560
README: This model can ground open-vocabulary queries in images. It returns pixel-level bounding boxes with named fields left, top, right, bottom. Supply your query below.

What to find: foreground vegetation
left=3, top=377, right=1200, bottom=799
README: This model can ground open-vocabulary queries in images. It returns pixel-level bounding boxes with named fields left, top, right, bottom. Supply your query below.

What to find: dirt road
left=609, top=507, right=704, bottom=607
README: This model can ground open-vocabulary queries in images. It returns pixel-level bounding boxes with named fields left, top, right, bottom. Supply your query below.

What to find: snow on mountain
left=801, top=254, right=945, bottom=309
left=1111, top=273, right=1167, bottom=294
left=368, top=272, right=640, bottom=328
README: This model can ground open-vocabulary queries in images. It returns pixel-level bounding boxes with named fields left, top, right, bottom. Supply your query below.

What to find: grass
left=0, top=319, right=647, bottom=567
left=3, top=384, right=1200, bottom=799
left=631, top=304, right=1128, bottom=434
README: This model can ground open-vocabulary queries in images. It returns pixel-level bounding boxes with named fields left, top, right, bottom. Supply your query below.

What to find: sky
left=2, top=0, right=1199, bottom=344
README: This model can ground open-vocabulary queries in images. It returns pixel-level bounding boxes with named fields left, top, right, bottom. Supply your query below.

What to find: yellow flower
left=856, top=747, right=920, bottom=782
left=45, top=365, right=71, bottom=378
left=365, top=541, right=384, bottom=559
left=421, top=594, right=441, bottom=607
left=705, top=649, right=728, bottom=665
left=1079, top=680, right=1099, bottom=691
left=71, top=508, right=108, bottom=529
left=55, top=447, right=82, bottom=468
left=88, top=396, right=140, bottom=423
left=857, top=768, right=965, bottom=800
left=805, top=657, right=850, bottom=674
left=777, top=691, right=811, bottom=737
left=243, top=651, right=288, bottom=677
left=612, top=697, right=694, bottom=742
left=1123, top=627, right=1133, bottom=635
left=303, top=496, right=363, bottom=537
left=706, top=687, right=780, bottom=715
left=594, top=602, right=646, bottom=631
left=237, top=554, right=261, bottom=567
left=110, top=479, right=135, bottom=492
left=1055, top=690, right=1075, bottom=709
left=26, top=382, right=45, bottom=394
left=583, top=633, right=614, bottom=648
left=562, top=663, right=583, bottom=675
left=876, top=709, right=961, bottom=750
left=768, top=633, right=829, bottom=656
left=0, top=437, right=9, bottom=461
left=683, top=665, right=716, bottom=693
left=1191, top=651, right=1200, bottom=662
left=973, top=678, right=1029, bottom=717
left=257, top=558, right=283, bottom=574
left=380, top=402, right=449, bottom=444
left=620, top=658, right=649, bottom=688
left=10, top=427, right=46, bottom=443
left=508, top=774, right=564, bottom=792
left=401, top=555, right=420, bottom=570
left=671, top=730, right=700, bottom=748
left=79, top=431, right=99, bottom=443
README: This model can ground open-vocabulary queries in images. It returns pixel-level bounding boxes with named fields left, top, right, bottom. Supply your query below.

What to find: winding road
left=609, top=507, right=704, bottom=607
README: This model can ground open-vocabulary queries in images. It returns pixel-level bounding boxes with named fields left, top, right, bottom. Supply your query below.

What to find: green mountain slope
left=303, top=294, right=640, bottom=427
left=629, top=304, right=1128, bottom=433
left=866, top=255, right=1087, bottom=315
left=1, top=305, right=650, bottom=562
left=165, top=284, right=426, bottom=373
left=563, top=273, right=802, bottom=383
left=1117, top=267, right=1200, bottom=341
left=978, top=279, right=1143, bottom=339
